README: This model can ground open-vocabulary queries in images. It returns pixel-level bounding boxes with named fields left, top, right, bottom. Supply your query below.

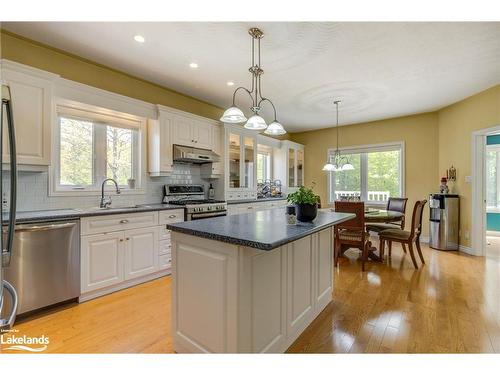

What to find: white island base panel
left=171, top=228, right=333, bottom=353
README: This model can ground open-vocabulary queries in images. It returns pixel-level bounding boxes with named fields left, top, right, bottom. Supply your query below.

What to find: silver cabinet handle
left=119, top=219, right=129, bottom=224
left=168, top=214, right=177, bottom=218
left=247, top=206, right=253, bottom=209
left=14, top=222, right=76, bottom=233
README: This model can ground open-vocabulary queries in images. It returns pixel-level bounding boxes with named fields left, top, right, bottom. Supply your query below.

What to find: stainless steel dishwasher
left=2, top=220, right=80, bottom=315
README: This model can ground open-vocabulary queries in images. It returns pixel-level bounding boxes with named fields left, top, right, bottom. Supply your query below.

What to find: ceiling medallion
left=220, top=28, right=286, bottom=136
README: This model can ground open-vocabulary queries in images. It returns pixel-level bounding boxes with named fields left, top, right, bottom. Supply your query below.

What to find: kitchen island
left=167, top=208, right=354, bottom=353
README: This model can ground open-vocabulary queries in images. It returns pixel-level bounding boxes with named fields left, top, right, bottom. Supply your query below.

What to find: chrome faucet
left=100, top=178, right=121, bottom=208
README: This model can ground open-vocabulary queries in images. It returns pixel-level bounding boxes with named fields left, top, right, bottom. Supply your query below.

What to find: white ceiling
left=3, top=22, right=500, bottom=132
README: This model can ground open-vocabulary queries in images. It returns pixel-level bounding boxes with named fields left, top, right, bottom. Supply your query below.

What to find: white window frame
left=327, top=141, right=405, bottom=206
left=50, top=100, right=146, bottom=196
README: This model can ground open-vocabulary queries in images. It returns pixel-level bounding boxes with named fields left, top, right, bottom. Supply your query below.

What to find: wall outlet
left=464, top=230, right=470, bottom=240
left=465, top=175, right=472, bottom=183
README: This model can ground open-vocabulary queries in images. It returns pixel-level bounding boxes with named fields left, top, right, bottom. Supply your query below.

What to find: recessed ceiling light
left=189, top=62, right=199, bottom=69
left=227, top=81, right=235, bottom=86
left=134, top=35, right=145, bottom=43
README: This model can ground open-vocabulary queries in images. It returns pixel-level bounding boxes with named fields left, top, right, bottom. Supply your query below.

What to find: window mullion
left=94, top=123, right=107, bottom=188
left=361, top=153, right=368, bottom=202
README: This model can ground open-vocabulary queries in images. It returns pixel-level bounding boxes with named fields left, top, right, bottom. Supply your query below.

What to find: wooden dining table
left=364, top=209, right=405, bottom=261
left=332, top=208, right=405, bottom=263
left=364, top=209, right=405, bottom=223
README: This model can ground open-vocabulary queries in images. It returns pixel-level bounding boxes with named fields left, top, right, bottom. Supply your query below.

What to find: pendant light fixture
left=322, top=100, right=354, bottom=172
left=220, top=28, right=286, bottom=135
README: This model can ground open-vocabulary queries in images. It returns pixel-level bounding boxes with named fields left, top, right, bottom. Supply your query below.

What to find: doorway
left=472, top=125, right=500, bottom=259
left=484, top=135, right=500, bottom=259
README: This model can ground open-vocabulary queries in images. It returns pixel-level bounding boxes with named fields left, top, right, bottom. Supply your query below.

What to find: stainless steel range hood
left=173, top=144, right=220, bottom=164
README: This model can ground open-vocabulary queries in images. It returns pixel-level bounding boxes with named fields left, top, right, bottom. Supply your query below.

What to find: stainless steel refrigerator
left=0, top=83, right=18, bottom=332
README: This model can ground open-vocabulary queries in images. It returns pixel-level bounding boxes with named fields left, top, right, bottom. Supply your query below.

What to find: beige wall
left=0, top=30, right=222, bottom=120
left=438, top=85, right=500, bottom=247
left=291, top=113, right=439, bottom=236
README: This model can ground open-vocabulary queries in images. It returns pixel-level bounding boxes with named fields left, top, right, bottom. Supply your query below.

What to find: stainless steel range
left=163, top=185, right=227, bottom=221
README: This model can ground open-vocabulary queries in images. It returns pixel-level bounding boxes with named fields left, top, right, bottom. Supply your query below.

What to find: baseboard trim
left=79, top=269, right=171, bottom=302
left=375, top=235, right=479, bottom=256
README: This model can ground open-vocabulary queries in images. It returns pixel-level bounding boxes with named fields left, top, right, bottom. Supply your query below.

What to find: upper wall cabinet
left=149, top=105, right=221, bottom=176
left=2, top=64, right=55, bottom=166
left=172, top=115, right=214, bottom=149
left=224, top=125, right=257, bottom=193
left=148, top=109, right=175, bottom=175
left=275, top=140, right=305, bottom=192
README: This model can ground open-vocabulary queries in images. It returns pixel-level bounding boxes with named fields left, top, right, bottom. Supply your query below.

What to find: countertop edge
left=4, top=204, right=182, bottom=224
left=227, top=197, right=287, bottom=205
left=167, top=212, right=355, bottom=251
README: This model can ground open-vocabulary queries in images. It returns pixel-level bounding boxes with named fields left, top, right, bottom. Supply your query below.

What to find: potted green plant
left=287, top=185, right=320, bottom=222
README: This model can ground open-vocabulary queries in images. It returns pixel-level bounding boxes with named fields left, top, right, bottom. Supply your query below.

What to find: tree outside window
left=57, top=114, right=140, bottom=191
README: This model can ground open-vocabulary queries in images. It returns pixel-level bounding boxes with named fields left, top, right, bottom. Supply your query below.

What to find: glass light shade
left=341, top=163, right=354, bottom=171
left=322, top=163, right=336, bottom=172
left=220, top=106, right=247, bottom=123
left=244, top=114, right=267, bottom=130
left=264, top=121, right=286, bottom=135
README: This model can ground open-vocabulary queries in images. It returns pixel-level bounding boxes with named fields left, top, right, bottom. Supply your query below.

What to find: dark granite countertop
left=228, top=197, right=287, bottom=205
left=3, top=204, right=182, bottom=224
left=167, top=208, right=355, bottom=250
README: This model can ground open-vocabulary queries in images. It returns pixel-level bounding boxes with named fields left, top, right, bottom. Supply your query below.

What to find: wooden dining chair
left=366, top=197, right=408, bottom=232
left=366, top=197, right=408, bottom=254
left=334, top=201, right=371, bottom=271
left=378, top=200, right=427, bottom=269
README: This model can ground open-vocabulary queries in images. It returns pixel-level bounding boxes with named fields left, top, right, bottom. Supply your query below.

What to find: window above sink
left=50, top=101, right=146, bottom=196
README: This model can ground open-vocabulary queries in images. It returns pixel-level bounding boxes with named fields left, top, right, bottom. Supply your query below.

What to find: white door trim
left=471, top=124, right=500, bottom=256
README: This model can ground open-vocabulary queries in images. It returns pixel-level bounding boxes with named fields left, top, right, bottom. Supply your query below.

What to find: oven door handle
left=189, top=211, right=227, bottom=220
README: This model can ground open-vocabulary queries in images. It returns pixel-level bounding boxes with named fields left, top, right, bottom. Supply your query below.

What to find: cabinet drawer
left=158, top=225, right=171, bottom=241
left=159, top=209, right=185, bottom=225
left=159, top=239, right=172, bottom=255
left=159, top=254, right=172, bottom=270
left=81, top=211, right=159, bottom=235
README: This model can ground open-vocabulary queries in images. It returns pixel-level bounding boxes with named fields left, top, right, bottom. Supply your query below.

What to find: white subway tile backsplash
left=3, top=163, right=207, bottom=212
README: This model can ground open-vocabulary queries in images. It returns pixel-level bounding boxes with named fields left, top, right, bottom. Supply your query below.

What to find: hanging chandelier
left=220, top=27, right=286, bottom=136
left=322, top=100, right=354, bottom=172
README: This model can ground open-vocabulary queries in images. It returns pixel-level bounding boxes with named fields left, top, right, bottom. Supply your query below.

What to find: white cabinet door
left=211, top=125, right=223, bottom=174
left=81, top=232, right=125, bottom=293
left=193, top=120, right=213, bottom=149
left=172, top=115, right=194, bottom=146
left=124, top=227, right=159, bottom=280
left=2, top=69, right=52, bottom=165
left=286, top=236, right=314, bottom=338
left=159, top=111, right=174, bottom=172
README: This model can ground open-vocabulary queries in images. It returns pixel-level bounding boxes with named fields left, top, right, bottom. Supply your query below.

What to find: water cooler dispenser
left=429, top=194, right=460, bottom=250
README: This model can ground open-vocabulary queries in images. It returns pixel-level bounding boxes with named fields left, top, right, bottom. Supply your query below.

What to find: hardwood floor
left=1, top=241, right=499, bottom=354
left=288, top=242, right=500, bottom=353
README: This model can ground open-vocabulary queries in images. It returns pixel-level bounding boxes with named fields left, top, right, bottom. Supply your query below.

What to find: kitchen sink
left=76, top=205, right=152, bottom=212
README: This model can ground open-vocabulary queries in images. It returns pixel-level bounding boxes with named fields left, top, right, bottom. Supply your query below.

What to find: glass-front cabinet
left=275, top=140, right=305, bottom=193
left=243, top=136, right=255, bottom=188
left=228, top=132, right=241, bottom=188
left=225, top=125, right=257, bottom=199
left=296, top=149, right=304, bottom=187
left=288, top=148, right=295, bottom=187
